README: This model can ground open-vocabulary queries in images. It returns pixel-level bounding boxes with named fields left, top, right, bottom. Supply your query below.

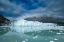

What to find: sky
left=0, top=0, right=64, bottom=20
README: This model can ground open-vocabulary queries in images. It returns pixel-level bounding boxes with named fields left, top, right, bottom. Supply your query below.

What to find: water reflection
left=0, top=27, right=10, bottom=36
left=0, top=25, right=64, bottom=42
left=0, top=31, right=64, bottom=42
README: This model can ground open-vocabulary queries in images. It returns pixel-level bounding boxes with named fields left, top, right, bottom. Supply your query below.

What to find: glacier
left=10, top=19, right=64, bottom=33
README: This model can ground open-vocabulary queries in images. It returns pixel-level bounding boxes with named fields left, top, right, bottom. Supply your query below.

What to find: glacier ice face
left=13, top=19, right=43, bottom=27
left=11, top=19, right=64, bottom=33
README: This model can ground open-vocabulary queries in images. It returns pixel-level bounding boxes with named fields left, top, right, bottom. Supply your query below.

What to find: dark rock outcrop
left=0, top=14, right=10, bottom=26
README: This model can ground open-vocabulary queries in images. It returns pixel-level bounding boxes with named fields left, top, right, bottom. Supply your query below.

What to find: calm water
left=0, top=25, right=64, bottom=42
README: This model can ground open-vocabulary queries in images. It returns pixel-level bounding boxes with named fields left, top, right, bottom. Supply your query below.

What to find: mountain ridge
left=24, top=16, right=64, bottom=26
left=0, top=14, right=10, bottom=26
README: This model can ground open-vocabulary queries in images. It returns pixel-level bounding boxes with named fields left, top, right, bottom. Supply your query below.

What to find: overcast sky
left=0, top=0, right=64, bottom=20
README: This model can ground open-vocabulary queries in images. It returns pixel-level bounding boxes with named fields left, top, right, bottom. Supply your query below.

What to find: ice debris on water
left=54, top=38, right=58, bottom=40
left=22, top=41, right=26, bottom=42
left=33, top=36, right=38, bottom=39
left=56, top=33, right=61, bottom=34
left=50, top=41, right=54, bottom=42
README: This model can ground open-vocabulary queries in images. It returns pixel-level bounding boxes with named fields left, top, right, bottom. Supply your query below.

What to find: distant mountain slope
left=25, top=17, right=64, bottom=26
left=0, top=14, right=10, bottom=26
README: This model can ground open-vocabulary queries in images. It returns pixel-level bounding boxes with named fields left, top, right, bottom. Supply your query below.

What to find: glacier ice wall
left=10, top=19, right=64, bottom=33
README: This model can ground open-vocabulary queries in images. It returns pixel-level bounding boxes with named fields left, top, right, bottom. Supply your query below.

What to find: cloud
left=6, top=17, right=15, bottom=20
left=0, top=0, right=64, bottom=20
left=0, top=0, right=27, bottom=14
left=22, top=0, right=64, bottom=18
left=0, top=0, right=27, bottom=19
left=0, top=7, right=5, bottom=12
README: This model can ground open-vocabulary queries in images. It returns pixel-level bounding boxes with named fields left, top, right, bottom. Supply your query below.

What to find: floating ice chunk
left=33, top=36, right=38, bottom=39
left=56, top=33, right=61, bottom=34
left=22, top=41, right=26, bottom=42
left=54, top=38, right=58, bottom=40
left=25, top=39, right=28, bottom=41
left=50, top=41, right=54, bottom=42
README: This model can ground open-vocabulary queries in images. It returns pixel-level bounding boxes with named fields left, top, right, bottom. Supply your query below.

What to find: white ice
left=11, top=19, right=64, bottom=33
